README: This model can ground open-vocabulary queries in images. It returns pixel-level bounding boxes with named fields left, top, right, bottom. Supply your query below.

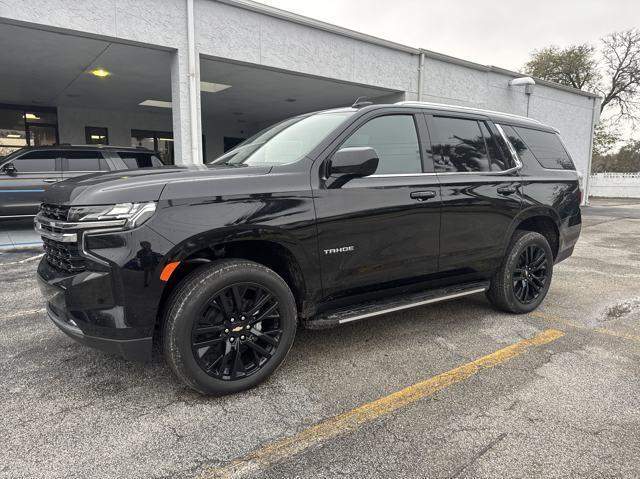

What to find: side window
left=11, top=151, right=57, bottom=172
left=512, top=126, right=575, bottom=170
left=499, top=125, right=537, bottom=168
left=118, top=152, right=162, bottom=169
left=431, top=117, right=494, bottom=173
left=341, top=115, right=422, bottom=175
left=64, top=151, right=106, bottom=171
left=479, top=122, right=511, bottom=171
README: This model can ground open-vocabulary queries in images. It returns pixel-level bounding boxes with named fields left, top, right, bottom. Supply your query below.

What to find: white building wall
left=1, top=0, right=598, bottom=186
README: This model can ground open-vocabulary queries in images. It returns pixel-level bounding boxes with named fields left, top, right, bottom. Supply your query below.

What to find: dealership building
left=0, top=0, right=600, bottom=195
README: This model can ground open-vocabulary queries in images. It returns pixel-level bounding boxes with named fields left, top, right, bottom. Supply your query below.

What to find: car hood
left=42, top=164, right=272, bottom=206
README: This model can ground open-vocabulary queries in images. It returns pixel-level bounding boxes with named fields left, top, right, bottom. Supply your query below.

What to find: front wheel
left=163, top=260, right=297, bottom=395
left=486, top=230, right=554, bottom=314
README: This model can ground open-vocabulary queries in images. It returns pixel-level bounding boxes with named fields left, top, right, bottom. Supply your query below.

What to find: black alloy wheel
left=512, top=244, right=549, bottom=304
left=191, top=283, right=282, bottom=380
left=163, top=259, right=297, bottom=395
left=486, top=230, right=554, bottom=314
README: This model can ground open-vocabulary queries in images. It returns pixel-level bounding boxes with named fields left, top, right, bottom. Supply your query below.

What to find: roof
left=394, top=101, right=549, bottom=129
left=13, top=145, right=156, bottom=152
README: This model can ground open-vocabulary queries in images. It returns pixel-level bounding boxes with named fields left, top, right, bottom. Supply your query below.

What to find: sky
left=257, top=0, right=640, bottom=72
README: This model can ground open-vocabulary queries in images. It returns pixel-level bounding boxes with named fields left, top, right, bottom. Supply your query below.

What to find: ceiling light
left=24, top=113, right=40, bottom=120
left=90, top=135, right=105, bottom=140
left=200, top=81, right=231, bottom=93
left=89, top=68, right=111, bottom=78
left=158, top=138, right=174, bottom=142
left=6, top=134, right=22, bottom=138
left=139, top=100, right=173, bottom=108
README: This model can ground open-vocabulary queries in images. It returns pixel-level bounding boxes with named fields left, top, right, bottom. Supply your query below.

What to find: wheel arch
left=156, top=226, right=317, bottom=329
left=506, top=207, right=561, bottom=260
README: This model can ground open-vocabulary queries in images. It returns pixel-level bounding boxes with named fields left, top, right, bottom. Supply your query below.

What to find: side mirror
left=327, top=147, right=379, bottom=188
left=1, top=163, right=16, bottom=176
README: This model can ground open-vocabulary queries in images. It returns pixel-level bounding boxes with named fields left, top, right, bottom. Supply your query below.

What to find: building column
left=170, top=48, right=202, bottom=165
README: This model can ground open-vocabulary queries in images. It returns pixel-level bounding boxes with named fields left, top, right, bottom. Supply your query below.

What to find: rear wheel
left=163, top=260, right=297, bottom=395
left=486, top=230, right=553, bottom=314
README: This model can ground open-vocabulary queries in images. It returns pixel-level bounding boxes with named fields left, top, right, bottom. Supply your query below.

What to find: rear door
left=0, top=150, right=62, bottom=217
left=313, top=110, right=441, bottom=301
left=425, top=113, right=522, bottom=273
left=61, top=150, right=109, bottom=179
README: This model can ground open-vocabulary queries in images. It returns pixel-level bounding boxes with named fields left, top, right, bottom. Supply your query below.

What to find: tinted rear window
left=118, top=152, right=163, bottom=169
left=511, top=126, right=574, bottom=170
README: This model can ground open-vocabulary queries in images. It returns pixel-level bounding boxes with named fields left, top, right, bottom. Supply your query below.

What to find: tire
left=163, top=259, right=297, bottom=395
left=486, top=230, right=554, bottom=314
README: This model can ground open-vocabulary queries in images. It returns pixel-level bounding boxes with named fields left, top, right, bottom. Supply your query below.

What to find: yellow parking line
left=531, top=311, right=640, bottom=344
left=200, top=329, right=564, bottom=479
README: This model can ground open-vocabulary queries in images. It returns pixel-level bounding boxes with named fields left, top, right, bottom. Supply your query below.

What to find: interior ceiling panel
left=0, top=23, right=398, bottom=124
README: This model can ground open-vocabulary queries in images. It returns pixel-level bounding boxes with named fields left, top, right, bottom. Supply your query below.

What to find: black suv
left=0, top=145, right=164, bottom=218
left=35, top=102, right=581, bottom=395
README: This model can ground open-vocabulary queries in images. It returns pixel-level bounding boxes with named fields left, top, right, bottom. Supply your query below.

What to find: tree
left=599, top=29, right=640, bottom=118
left=524, top=44, right=599, bottom=91
left=524, top=29, right=640, bottom=118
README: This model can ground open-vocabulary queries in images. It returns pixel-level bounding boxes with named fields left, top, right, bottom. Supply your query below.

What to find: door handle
left=43, top=178, right=59, bottom=183
left=410, top=190, right=437, bottom=201
left=497, top=185, right=517, bottom=196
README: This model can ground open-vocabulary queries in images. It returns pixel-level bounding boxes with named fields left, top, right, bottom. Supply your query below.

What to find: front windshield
left=210, top=111, right=354, bottom=167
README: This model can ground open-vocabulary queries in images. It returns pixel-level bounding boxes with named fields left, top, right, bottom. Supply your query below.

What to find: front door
left=425, top=114, right=522, bottom=273
left=313, top=112, right=441, bottom=301
left=0, top=150, right=62, bottom=217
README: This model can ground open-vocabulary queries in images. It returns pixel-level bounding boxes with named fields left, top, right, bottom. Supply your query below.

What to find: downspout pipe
left=584, top=96, right=601, bottom=205
left=417, top=52, right=425, bottom=101
left=186, top=0, right=201, bottom=164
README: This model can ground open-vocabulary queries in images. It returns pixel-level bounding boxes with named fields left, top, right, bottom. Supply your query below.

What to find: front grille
left=40, top=203, right=70, bottom=221
left=42, top=237, right=86, bottom=273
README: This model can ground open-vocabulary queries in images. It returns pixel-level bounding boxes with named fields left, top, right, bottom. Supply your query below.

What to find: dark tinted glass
left=119, top=152, right=163, bottom=169
left=431, top=117, right=491, bottom=172
left=63, top=150, right=105, bottom=171
left=500, top=125, right=538, bottom=169
left=12, top=151, right=56, bottom=172
left=512, top=126, right=574, bottom=170
left=478, top=122, right=510, bottom=171
left=342, top=115, right=421, bottom=174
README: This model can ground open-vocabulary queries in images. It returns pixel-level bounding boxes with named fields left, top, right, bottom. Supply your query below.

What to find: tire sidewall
left=500, top=232, right=554, bottom=313
left=165, top=261, right=297, bottom=395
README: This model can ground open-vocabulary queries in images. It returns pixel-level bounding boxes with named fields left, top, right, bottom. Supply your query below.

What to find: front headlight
left=68, top=202, right=157, bottom=228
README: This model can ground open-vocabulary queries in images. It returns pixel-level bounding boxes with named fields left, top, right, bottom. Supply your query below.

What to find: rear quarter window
left=511, top=126, right=575, bottom=170
left=118, top=152, right=163, bottom=169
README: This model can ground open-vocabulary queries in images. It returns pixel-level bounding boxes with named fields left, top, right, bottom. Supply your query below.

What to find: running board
left=304, top=281, right=489, bottom=330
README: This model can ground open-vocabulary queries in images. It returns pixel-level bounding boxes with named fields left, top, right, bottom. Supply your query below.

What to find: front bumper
left=34, top=219, right=175, bottom=361
left=37, top=268, right=153, bottom=361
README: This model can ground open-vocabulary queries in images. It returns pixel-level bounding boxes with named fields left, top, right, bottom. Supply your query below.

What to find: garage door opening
left=199, top=57, right=404, bottom=162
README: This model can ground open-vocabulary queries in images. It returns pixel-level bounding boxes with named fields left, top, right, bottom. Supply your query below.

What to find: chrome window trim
left=435, top=166, right=521, bottom=176
left=495, top=124, right=523, bottom=170
left=370, top=172, right=437, bottom=178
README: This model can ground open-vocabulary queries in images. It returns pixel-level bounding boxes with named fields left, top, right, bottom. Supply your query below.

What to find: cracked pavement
left=1, top=198, right=640, bottom=478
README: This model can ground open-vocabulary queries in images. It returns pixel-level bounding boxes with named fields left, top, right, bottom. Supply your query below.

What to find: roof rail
left=394, top=101, right=542, bottom=124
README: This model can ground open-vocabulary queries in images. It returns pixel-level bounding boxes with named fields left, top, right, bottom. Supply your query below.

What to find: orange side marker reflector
left=160, top=261, right=181, bottom=282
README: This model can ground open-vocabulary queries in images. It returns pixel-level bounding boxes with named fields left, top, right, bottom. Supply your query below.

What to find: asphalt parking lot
left=1, top=199, right=640, bottom=479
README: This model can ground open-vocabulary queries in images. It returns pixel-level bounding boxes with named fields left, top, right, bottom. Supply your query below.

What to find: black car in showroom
left=35, top=102, right=582, bottom=396
left=0, top=145, right=164, bottom=218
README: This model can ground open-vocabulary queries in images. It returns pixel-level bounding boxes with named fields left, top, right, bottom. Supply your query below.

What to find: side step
left=304, top=281, right=489, bottom=330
